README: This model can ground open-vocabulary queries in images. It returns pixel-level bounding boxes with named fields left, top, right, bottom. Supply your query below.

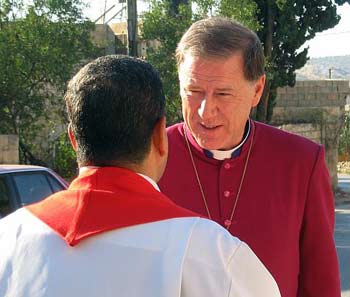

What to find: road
left=339, top=174, right=350, bottom=193
left=336, top=173, right=350, bottom=297
left=336, top=203, right=350, bottom=297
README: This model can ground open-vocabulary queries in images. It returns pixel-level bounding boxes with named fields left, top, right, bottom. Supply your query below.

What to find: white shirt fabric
left=0, top=208, right=280, bottom=297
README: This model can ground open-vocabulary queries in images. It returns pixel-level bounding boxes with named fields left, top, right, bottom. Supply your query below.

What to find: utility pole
left=328, top=68, right=333, bottom=79
left=127, top=0, right=138, bottom=56
left=103, top=0, right=108, bottom=23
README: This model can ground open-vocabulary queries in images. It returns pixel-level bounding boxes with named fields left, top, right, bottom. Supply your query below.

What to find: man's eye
left=185, top=90, right=202, bottom=97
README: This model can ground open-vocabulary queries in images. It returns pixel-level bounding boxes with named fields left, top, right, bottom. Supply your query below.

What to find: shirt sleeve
left=297, top=147, right=341, bottom=297
left=181, top=219, right=281, bottom=297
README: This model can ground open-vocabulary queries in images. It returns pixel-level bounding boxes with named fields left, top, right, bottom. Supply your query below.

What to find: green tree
left=53, top=133, right=77, bottom=179
left=253, top=0, right=350, bottom=122
left=141, top=0, right=192, bottom=124
left=339, top=110, right=350, bottom=161
left=0, top=0, right=99, bottom=163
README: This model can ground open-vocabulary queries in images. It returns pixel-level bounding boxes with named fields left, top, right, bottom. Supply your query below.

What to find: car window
left=0, top=176, right=11, bottom=216
left=0, top=176, right=10, bottom=203
left=13, top=172, right=53, bottom=205
left=47, top=174, right=65, bottom=192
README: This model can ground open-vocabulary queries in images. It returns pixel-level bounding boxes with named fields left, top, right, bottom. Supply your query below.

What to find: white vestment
left=0, top=208, right=280, bottom=297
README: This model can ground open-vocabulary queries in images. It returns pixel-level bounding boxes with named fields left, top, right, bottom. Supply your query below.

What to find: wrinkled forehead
left=179, top=51, right=244, bottom=69
left=178, top=53, right=245, bottom=84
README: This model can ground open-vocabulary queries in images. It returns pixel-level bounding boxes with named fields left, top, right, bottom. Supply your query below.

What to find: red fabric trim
left=27, top=167, right=198, bottom=246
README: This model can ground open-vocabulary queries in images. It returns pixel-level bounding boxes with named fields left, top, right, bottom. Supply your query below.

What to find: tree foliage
left=141, top=0, right=193, bottom=124
left=254, top=0, right=349, bottom=122
left=0, top=0, right=99, bottom=162
left=53, top=133, right=77, bottom=179
left=339, top=109, right=350, bottom=160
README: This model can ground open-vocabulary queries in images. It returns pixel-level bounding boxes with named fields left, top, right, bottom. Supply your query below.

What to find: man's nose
left=198, top=95, right=217, bottom=119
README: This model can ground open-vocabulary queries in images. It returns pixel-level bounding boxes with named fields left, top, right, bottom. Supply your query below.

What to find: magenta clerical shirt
left=159, top=120, right=341, bottom=297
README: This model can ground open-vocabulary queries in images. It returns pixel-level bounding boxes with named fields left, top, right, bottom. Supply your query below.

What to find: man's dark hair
left=64, top=55, right=166, bottom=167
left=176, top=17, right=265, bottom=81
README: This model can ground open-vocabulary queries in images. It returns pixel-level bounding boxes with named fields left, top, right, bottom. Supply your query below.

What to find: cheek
left=182, top=98, right=197, bottom=118
left=219, top=104, right=241, bottom=123
left=182, top=101, right=202, bottom=129
left=224, top=106, right=249, bottom=130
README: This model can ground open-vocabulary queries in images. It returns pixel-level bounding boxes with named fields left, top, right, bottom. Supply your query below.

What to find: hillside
left=295, top=55, right=350, bottom=80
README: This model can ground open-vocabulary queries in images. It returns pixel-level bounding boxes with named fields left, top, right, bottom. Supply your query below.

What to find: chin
left=197, top=140, right=220, bottom=150
left=192, top=131, right=223, bottom=150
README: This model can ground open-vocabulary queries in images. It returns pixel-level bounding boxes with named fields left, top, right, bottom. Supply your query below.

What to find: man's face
left=179, top=53, right=265, bottom=150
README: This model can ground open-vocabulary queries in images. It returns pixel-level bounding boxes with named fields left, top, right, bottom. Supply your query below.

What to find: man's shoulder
left=190, top=218, right=242, bottom=252
left=254, top=120, right=322, bottom=154
left=165, top=123, right=188, bottom=152
left=166, top=122, right=184, bottom=137
left=184, top=218, right=257, bottom=277
left=0, top=208, right=49, bottom=238
left=0, top=208, right=27, bottom=228
left=163, top=216, right=241, bottom=247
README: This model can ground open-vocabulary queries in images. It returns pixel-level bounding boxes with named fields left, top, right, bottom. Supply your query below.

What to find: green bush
left=339, top=110, right=350, bottom=161
left=53, top=133, right=77, bottom=180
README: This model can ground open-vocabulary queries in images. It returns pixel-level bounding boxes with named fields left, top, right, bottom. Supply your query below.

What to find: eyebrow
left=215, top=87, right=234, bottom=92
left=183, top=85, right=202, bottom=90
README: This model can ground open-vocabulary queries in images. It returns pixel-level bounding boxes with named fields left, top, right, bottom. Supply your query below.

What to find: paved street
left=336, top=202, right=350, bottom=297
left=339, top=174, right=350, bottom=193
left=336, top=173, right=350, bottom=297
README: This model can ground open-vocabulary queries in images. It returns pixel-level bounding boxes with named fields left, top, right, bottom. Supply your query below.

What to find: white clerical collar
left=79, top=166, right=100, bottom=173
left=79, top=166, right=160, bottom=192
left=207, top=120, right=251, bottom=160
left=137, top=173, right=160, bottom=192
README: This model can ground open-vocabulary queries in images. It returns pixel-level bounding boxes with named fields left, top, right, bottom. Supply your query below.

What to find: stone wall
left=0, top=135, right=19, bottom=164
left=271, top=80, right=350, bottom=191
left=278, top=123, right=322, bottom=144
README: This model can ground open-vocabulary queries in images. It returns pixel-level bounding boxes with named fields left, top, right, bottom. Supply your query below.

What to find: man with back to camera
left=158, top=17, right=341, bottom=297
left=0, top=55, right=281, bottom=297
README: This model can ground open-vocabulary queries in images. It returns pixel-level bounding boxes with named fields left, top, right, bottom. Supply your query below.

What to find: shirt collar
left=205, top=120, right=251, bottom=160
left=137, top=173, right=160, bottom=192
left=27, top=167, right=197, bottom=246
left=79, top=166, right=160, bottom=192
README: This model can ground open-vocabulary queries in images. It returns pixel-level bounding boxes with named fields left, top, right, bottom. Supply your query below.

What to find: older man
left=0, top=55, right=280, bottom=297
left=159, top=17, right=340, bottom=297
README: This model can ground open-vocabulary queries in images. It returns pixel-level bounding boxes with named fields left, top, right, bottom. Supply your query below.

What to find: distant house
left=91, top=22, right=159, bottom=57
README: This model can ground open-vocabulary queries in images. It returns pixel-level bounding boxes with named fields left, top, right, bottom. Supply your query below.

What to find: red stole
left=27, top=167, right=198, bottom=246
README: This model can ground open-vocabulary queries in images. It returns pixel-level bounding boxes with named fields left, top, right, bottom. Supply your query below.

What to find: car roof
left=0, top=164, right=69, bottom=187
left=0, top=164, right=51, bottom=174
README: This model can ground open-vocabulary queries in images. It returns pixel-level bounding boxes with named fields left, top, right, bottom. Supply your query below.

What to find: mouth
left=200, top=123, right=221, bottom=130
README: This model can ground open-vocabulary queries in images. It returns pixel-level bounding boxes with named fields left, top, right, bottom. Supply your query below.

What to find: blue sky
left=84, top=1, right=350, bottom=58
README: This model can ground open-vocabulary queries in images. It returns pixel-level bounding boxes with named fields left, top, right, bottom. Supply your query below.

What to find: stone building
left=271, top=80, right=350, bottom=191
left=0, top=135, right=19, bottom=164
left=90, top=22, right=159, bottom=57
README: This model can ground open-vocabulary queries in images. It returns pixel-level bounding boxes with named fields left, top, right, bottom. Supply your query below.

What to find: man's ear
left=151, top=116, right=167, bottom=157
left=251, top=74, right=266, bottom=107
left=68, top=124, right=77, bottom=151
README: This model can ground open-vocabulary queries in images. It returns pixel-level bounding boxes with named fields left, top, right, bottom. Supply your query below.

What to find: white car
left=0, top=165, right=68, bottom=218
